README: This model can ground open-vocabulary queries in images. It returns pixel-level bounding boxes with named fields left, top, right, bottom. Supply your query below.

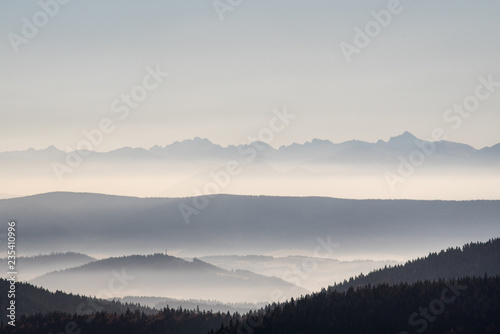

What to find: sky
left=1, top=0, right=500, bottom=152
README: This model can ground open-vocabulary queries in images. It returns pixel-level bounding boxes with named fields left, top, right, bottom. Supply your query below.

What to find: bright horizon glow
left=1, top=1, right=500, bottom=153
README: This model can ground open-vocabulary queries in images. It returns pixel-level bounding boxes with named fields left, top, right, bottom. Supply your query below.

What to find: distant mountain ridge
left=118, top=296, right=265, bottom=314
left=2, top=131, right=499, bottom=200
left=199, top=255, right=399, bottom=292
left=1, top=132, right=499, bottom=163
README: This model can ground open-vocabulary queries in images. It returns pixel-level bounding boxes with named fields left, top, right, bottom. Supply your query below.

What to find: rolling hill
left=0, top=252, right=95, bottom=281
left=30, top=253, right=307, bottom=303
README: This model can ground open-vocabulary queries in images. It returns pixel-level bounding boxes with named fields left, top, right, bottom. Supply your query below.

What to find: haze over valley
left=1, top=0, right=499, bottom=332
left=2, top=132, right=500, bottom=200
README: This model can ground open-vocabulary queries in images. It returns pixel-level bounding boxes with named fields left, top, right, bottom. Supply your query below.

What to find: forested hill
left=0, top=278, right=234, bottom=334
left=0, top=279, right=156, bottom=320
left=215, top=276, right=500, bottom=334
left=3, top=277, right=499, bottom=334
left=2, top=239, right=499, bottom=333
left=0, top=252, right=95, bottom=281
left=329, top=238, right=500, bottom=292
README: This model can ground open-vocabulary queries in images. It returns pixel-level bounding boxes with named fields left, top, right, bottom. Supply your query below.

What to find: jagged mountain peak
left=387, top=131, right=418, bottom=143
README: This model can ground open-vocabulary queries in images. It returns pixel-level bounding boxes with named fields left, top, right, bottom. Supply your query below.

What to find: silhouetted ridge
left=329, top=238, right=500, bottom=292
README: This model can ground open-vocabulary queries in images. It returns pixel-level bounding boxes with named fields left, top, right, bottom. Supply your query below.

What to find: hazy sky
left=1, top=0, right=499, bottom=152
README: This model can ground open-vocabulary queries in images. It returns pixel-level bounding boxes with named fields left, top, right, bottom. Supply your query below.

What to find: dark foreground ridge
left=330, top=238, right=500, bottom=292
left=1, top=277, right=499, bottom=334
left=1, top=238, right=500, bottom=333
left=215, top=276, right=500, bottom=334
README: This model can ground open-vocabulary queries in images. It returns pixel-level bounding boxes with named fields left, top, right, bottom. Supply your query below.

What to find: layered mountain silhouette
left=2, top=132, right=499, bottom=199
left=117, top=296, right=265, bottom=314
left=214, top=238, right=500, bottom=334
left=2, top=238, right=499, bottom=334
left=1, top=132, right=499, bottom=163
left=30, top=253, right=307, bottom=303
left=215, top=276, right=500, bottom=334
left=0, top=252, right=95, bottom=281
left=2, top=192, right=499, bottom=260
left=199, top=255, right=398, bottom=292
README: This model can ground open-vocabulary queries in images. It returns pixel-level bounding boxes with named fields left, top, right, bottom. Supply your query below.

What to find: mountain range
left=1, top=132, right=499, bottom=163
left=2, top=132, right=499, bottom=199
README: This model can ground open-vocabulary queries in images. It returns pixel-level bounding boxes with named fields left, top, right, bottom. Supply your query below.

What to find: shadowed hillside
left=30, top=253, right=307, bottom=303
left=329, top=238, right=500, bottom=292
left=0, top=252, right=95, bottom=281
